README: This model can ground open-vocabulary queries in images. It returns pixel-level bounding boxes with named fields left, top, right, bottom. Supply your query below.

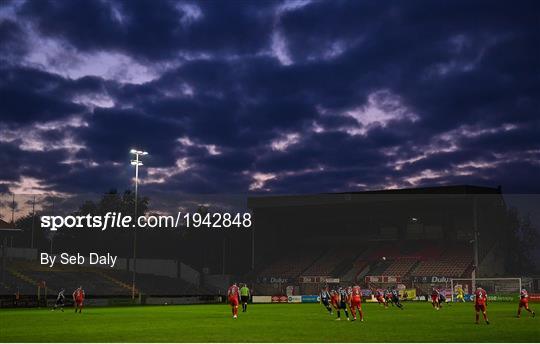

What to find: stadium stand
left=250, top=240, right=475, bottom=294
left=3, top=260, right=129, bottom=295
left=109, top=270, right=214, bottom=295
left=414, top=244, right=444, bottom=260
left=348, top=260, right=369, bottom=281
left=2, top=189, right=502, bottom=303
left=302, top=247, right=359, bottom=276
left=382, top=257, right=419, bottom=277
left=340, top=256, right=372, bottom=282
left=367, top=259, right=393, bottom=276
left=369, top=244, right=402, bottom=260
left=258, top=247, right=325, bottom=278
left=409, top=247, right=472, bottom=277
left=1, top=259, right=213, bottom=297
left=1, top=272, right=36, bottom=295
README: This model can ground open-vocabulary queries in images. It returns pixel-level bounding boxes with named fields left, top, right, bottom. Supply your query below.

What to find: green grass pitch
left=0, top=302, right=538, bottom=342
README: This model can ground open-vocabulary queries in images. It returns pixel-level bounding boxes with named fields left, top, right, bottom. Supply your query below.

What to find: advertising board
left=288, top=295, right=302, bottom=303
left=252, top=296, right=272, bottom=303
left=301, top=295, right=320, bottom=303
left=271, top=295, right=288, bottom=303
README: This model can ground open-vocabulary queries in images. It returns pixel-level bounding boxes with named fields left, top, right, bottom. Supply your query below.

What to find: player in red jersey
left=347, top=286, right=353, bottom=310
left=517, top=288, right=535, bottom=318
left=227, top=283, right=240, bottom=319
left=474, top=286, right=489, bottom=325
left=330, top=289, right=340, bottom=311
left=72, top=286, right=85, bottom=313
left=350, top=285, right=364, bottom=321
left=374, top=289, right=388, bottom=308
left=431, top=287, right=440, bottom=310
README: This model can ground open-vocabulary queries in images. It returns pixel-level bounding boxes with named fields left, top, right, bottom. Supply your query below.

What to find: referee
left=240, top=284, right=250, bottom=312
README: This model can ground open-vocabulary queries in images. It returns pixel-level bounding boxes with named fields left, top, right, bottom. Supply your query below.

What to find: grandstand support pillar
left=1, top=236, right=5, bottom=283
left=251, top=225, right=255, bottom=270
left=222, top=236, right=226, bottom=275
left=31, top=195, right=36, bottom=249
left=473, top=197, right=479, bottom=278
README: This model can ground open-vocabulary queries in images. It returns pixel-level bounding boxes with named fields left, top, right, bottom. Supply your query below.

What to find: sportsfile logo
left=41, top=213, right=137, bottom=231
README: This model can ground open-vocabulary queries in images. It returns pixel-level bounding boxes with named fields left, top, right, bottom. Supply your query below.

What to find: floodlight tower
left=130, top=149, right=148, bottom=300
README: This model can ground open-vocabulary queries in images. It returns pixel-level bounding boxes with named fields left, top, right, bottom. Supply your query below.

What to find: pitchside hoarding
left=486, top=294, right=520, bottom=302
left=288, top=295, right=302, bottom=303
left=460, top=294, right=521, bottom=302
left=271, top=295, right=288, bottom=303
left=254, top=295, right=321, bottom=303
left=399, top=289, right=417, bottom=300
left=301, top=295, right=320, bottom=303
left=530, top=294, right=540, bottom=302
left=252, top=296, right=272, bottom=303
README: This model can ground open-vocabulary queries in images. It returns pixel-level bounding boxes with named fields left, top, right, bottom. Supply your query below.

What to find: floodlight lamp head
left=130, top=149, right=148, bottom=155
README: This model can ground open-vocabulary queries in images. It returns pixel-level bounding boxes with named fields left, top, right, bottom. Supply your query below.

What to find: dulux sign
left=412, top=276, right=449, bottom=283
left=431, top=276, right=450, bottom=283
left=270, top=277, right=289, bottom=284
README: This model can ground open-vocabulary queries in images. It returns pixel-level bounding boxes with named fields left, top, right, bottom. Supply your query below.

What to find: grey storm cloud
left=0, top=0, right=539, bottom=196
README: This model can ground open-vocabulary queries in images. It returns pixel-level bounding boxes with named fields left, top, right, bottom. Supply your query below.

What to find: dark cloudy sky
left=1, top=0, right=539, bottom=197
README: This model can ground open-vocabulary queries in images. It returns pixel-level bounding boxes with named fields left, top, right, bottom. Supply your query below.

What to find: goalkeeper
left=456, top=286, right=465, bottom=302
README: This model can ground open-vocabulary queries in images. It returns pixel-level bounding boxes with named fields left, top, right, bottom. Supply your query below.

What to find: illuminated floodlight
left=130, top=149, right=148, bottom=155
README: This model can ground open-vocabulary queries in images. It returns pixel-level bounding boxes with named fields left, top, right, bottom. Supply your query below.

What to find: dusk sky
left=1, top=0, right=539, bottom=197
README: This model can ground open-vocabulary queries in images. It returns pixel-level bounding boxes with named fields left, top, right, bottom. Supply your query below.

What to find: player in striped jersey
left=52, top=289, right=65, bottom=312
left=320, top=286, right=333, bottom=314
left=391, top=287, right=403, bottom=309
left=336, top=287, right=350, bottom=321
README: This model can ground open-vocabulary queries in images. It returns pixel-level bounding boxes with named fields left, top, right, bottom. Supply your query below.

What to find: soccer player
left=240, top=284, right=250, bottom=312
left=320, top=286, right=333, bottom=314
left=330, top=288, right=340, bottom=312
left=431, top=287, right=440, bottom=310
left=385, top=288, right=394, bottom=306
left=456, top=286, right=465, bottom=302
left=517, top=288, right=535, bottom=318
left=347, top=286, right=353, bottom=310
left=391, top=287, right=403, bottom=309
left=474, top=286, right=489, bottom=325
left=52, top=288, right=65, bottom=312
left=350, top=285, right=364, bottom=321
left=336, top=286, right=350, bottom=321
left=72, top=286, right=85, bottom=313
left=438, top=288, right=446, bottom=309
left=375, top=288, right=388, bottom=308
left=227, top=283, right=240, bottom=319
